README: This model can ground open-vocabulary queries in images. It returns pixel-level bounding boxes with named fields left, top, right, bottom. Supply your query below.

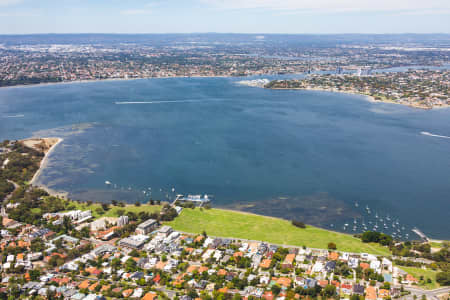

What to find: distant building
left=119, top=235, right=149, bottom=250
left=51, top=234, right=79, bottom=247
left=158, top=226, right=173, bottom=236
left=93, top=244, right=117, bottom=257
left=136, top=219, right=158, bottom=235
left=90, top=217, right=117, bottom=231
left=117, top=215, right=129, bottom=227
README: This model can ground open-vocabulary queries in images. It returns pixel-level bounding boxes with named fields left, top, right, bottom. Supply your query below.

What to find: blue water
left=0, top=77, right=449, bottom=239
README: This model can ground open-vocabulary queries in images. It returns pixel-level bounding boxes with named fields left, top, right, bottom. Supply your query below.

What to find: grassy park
left=399, top=266, right=440, bottom=290
left=167, top=208, right=390, bottom=255
left=66, top=201, right=162, bottom=219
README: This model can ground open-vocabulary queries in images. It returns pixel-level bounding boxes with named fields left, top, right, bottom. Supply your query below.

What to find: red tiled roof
left=142, top=292, right=158, bottom=300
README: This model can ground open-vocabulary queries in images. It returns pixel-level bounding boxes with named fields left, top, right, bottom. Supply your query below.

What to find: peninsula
left=265, top=70, right=450, bottom=109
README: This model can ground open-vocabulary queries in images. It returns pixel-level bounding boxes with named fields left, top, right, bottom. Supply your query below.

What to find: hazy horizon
left=1, top=0, right=450, bottom=35
left=1, top=32, right=450, bottom=35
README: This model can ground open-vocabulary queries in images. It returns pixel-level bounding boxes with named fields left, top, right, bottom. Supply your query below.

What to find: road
left=399, top=286, right=450, bottom=300
left=3, top=179, right=19, bottom=202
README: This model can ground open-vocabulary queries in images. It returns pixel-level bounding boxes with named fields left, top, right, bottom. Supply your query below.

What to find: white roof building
left=370, top=260, right=381, bottom=273
left=202, top=249, right=215, bottom=261
left=312, top=262, right=324, bottom=273
left=132, top=288, right=143, bottom=298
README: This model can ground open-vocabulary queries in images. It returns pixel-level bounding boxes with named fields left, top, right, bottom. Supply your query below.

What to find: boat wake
left=115, top=99, right=221, bottom=105
left=421, top=131, right=450, bottom=139
left=3, top=114, right=24, bottom=118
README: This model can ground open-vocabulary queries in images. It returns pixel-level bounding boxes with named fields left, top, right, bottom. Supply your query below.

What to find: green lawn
left=399, top=266, right=440, bottom=290
left=429, top=242, right=443, bottom=249
left=166, top=208, right=390, bottom=255
left=65, top=201, right=161, bottom=219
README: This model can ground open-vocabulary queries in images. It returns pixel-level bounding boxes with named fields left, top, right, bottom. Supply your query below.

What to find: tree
left=323, top=285, right=336, bottom=297
left=382, top=282, right=391, bottom=290
left=80, top=226, right=90, bottom=238
left=361, top=231, right=392, bottom=246
left=48, top=255, right=64, bottom=267
left=232, top=293, right=241, bottom=300
left=111, top=258, right=121, bottom=270
left=28, top=269, right=41, bottom=281
left=292, top=220, right=306, bottom=228
left=328, top=242, right=337, bottom=250
left=126, top=211, right=137, bottom=221
left=436, top=272, right=450, bottom=286
left=54, top=238, right=63, bottom=249
left=187, top=289, right=199, bottom=299
left=30, top=238, right=45, bottom=252
left=101, top=203, right=110, bottom=211
left=350, top=295, right=364, bottom=300
left=125, top=258, right=137, bottom=272
left=271, top=284, right=281, bottom=295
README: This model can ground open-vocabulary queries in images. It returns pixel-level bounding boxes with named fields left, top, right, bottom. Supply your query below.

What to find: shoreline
left=268, top=86, right=450, bottom=110
left=3, top=75, right=448, bottom=110
left=0, top=74, right=243, bottom=90
left=1, top=63, right=448, bottom=91
left=28, top=137, right=68, bottom=198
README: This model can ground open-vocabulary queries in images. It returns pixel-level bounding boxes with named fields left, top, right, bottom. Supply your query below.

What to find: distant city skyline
left=0, top=0, right=449, bottom=34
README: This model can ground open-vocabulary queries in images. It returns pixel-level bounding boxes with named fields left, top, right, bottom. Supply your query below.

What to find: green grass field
left=429, top=242, right=443, bottom=249
left=399, top=266, right=440, bottom=290
left=65, top=202, right=161, bottom=219
left=166, top=208, right=390, bottom=255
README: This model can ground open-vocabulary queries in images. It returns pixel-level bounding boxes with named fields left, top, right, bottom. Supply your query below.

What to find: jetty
left=412, top=227, right=429, bottom=242
left=172, top=194, right=211, bottom=207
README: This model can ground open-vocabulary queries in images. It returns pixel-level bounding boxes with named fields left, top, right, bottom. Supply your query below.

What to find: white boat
left=105, top=181, right=111, bottom=185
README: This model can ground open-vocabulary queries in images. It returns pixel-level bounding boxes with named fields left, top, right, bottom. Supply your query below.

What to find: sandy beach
left=26, top=137, right=68, bottom=198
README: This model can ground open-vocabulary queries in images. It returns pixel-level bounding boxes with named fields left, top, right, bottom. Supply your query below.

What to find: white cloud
left=120, top=9, right=153, bottom=15
left=0, top=0, right=23, bottom=6
left=200, top=0, right=450, bottom=14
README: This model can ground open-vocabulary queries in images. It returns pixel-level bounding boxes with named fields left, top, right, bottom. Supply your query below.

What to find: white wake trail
left=115, top=99, right=213, bottom=105
left=421, top=131, right=450, bottom=139
left=3, top=114, right=25, bottom=118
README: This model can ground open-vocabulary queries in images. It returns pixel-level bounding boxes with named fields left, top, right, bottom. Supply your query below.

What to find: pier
left=412, top=227, right=429, bottom=242
left=172, top=194, right=211, bottom=207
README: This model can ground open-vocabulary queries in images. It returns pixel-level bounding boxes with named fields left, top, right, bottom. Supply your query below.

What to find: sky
left=0, top=0, right=449, bottom=34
